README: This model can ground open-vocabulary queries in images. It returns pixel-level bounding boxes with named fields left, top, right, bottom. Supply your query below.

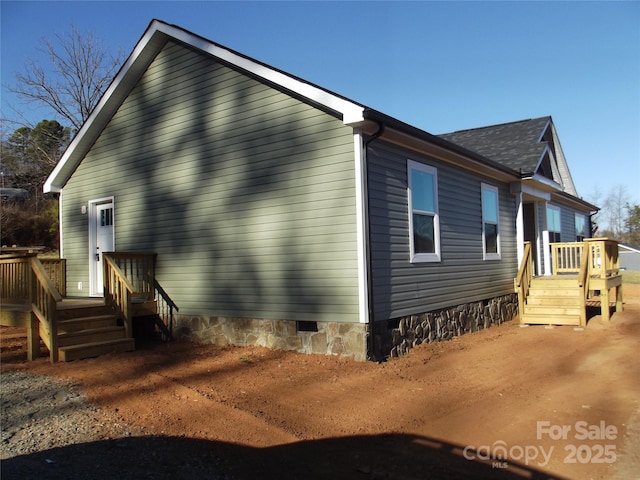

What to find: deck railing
left=1, top=255, right=67, bottom=302
left=515, top=241, right=533, bottom=309
left=104, top=252, right=156, bottom=301
left=550, top=238, right=619, bottom=278
left=103, top=253, right=142, bottom=338
left=0, top=253, right=32, bottom=304
left=2, top=250, right=175, bottom=359
left=103, top=252, right=177, bottom=340
left=519, top=238, right=622, bottom=324
left=30, top=256, right=63, bottom=362
left=551, top=242, right=584, bottom=274
left=584, top=238, right=620, bottom=278
left=1, top=253, right=63, bottom=362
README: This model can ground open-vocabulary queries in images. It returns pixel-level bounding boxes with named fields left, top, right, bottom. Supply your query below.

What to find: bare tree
left=8, top=25, right=123, bottom=132
left=603, top=184, right=629, bottom=238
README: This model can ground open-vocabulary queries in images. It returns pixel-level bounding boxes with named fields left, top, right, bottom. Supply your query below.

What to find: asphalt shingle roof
left=438, top=116, right=552, bottom=174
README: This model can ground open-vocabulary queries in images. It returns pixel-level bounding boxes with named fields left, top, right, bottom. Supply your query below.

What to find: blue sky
left=2, top=1, right=639, bottom=210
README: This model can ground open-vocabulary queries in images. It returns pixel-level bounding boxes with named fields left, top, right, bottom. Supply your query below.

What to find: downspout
left=363, top=122, right=385, bottom=361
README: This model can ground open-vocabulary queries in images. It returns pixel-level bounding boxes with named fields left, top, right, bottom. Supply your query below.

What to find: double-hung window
left=481, top=183, right=501, bottom=260
left=547, top=205, right=562, bottom=243
left=575, top=214, right=587, bottom=241
left=407, top=160, right=440, bottom=262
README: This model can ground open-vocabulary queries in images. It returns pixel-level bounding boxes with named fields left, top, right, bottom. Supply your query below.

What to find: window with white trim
left=547, top=205, right=562, bottom=243
left=407, top=160, right=440, bottom=262
left=575, top=213, right=587, bottom=241
left=481, top=183, right=501, bottom=260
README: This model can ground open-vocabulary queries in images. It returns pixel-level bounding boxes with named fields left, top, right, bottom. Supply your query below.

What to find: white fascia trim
left=510, top=182, right=551, bottom=201
left=44, top=176, right=62, bottom=194
left=156, top=22, right=365, bottom=125
left=353, top=131, right=370, bottom=324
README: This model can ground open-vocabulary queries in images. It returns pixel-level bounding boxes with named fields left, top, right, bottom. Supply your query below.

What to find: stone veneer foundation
left=175, top=315, right=368, bottom=362
left=373, top=294, right=519, bottom=359
left=173, top=294, right=517, bottom=362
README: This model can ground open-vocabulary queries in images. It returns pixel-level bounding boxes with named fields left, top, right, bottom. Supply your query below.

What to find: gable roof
left=438, top=117, right=579, bottom=196
left=438, top=117, right=551, bottom=173
left=44, top=19, right=368, bottom=193
left=45, top=19, right=540, bottom=194
left=44, top=19, right=586, bottom=210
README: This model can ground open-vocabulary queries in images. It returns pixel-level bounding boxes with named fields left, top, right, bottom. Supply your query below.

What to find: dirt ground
left=2, top=285, right=639, bottom=480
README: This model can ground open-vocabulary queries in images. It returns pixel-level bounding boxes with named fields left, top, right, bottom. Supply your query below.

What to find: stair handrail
left=153, top=279, right=178, bottom=341
left=103, top=252, right=156, bottom=300
left=103, top=253, right=135, bottom=338
left=515, top=241, right=532, bottom=287
left=515, top=242, right=533, bottom=311
left=577, top=243, right=590, bottom=289
left=29, top=255, right=63, bottom=363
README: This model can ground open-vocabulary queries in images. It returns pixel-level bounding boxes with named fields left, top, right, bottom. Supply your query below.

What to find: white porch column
left=515, top=192, right=524, bottom=267
left=541, top=201, right=552, bottom=276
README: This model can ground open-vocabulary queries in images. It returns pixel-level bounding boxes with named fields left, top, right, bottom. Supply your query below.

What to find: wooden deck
left=0, top=252, right=174, bottom=362
left=515, top=239, right=623, bottom=327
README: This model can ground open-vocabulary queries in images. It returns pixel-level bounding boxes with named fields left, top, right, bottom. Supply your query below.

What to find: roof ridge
left=440, top=116, right=551, bottom=136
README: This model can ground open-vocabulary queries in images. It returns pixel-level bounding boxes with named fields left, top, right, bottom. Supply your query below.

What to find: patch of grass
left=622, top=270, right=640, bottom=284
left=239, top=357, right=252, bottom=364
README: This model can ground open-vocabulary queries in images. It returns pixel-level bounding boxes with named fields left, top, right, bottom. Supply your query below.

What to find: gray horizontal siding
left=62, top=40, right=360, bottom=322
left=558, top=204, right=584, bottom=242
left=367, top=143, right=518, bottom=321
left=60, top=192, right=90, bottom=297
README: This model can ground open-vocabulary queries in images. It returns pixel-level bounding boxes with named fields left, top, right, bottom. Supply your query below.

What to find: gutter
left=361, top=109, right=519, bottom=180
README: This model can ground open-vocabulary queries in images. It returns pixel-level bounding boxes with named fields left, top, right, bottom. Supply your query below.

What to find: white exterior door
left=89, top=198, right=114, bottom=296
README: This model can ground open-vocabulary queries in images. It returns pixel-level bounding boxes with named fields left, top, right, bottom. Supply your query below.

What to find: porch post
left=542, top=201, right=552, bottom=276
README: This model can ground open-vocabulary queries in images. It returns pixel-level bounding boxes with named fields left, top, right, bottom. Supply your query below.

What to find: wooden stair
left=51, top=300, right=135, bottom=362
left=520, top=276, right=584, bottom=326
left=1, top=252, right=173, bottom=363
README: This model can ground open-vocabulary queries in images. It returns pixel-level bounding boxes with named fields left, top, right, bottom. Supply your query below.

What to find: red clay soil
left=2, top=285, right=639, bottom=479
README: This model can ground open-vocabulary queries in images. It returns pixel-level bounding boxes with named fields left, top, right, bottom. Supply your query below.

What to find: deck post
left=579, top=304, right=587, bottom=328
left=27, top=312, right=39, bottom=361
left=616, top=283, right=623, bottom=313
left=600, top=287, right=610, bottom=322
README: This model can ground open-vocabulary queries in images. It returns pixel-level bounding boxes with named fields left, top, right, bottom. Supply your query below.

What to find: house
left=438, top=117, right=596, bottom=278
left=44, top=20, right=596, bottom=361
left=619, top=244, right=640, bottom=271
left=0, top=187, right=29, bottom=201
